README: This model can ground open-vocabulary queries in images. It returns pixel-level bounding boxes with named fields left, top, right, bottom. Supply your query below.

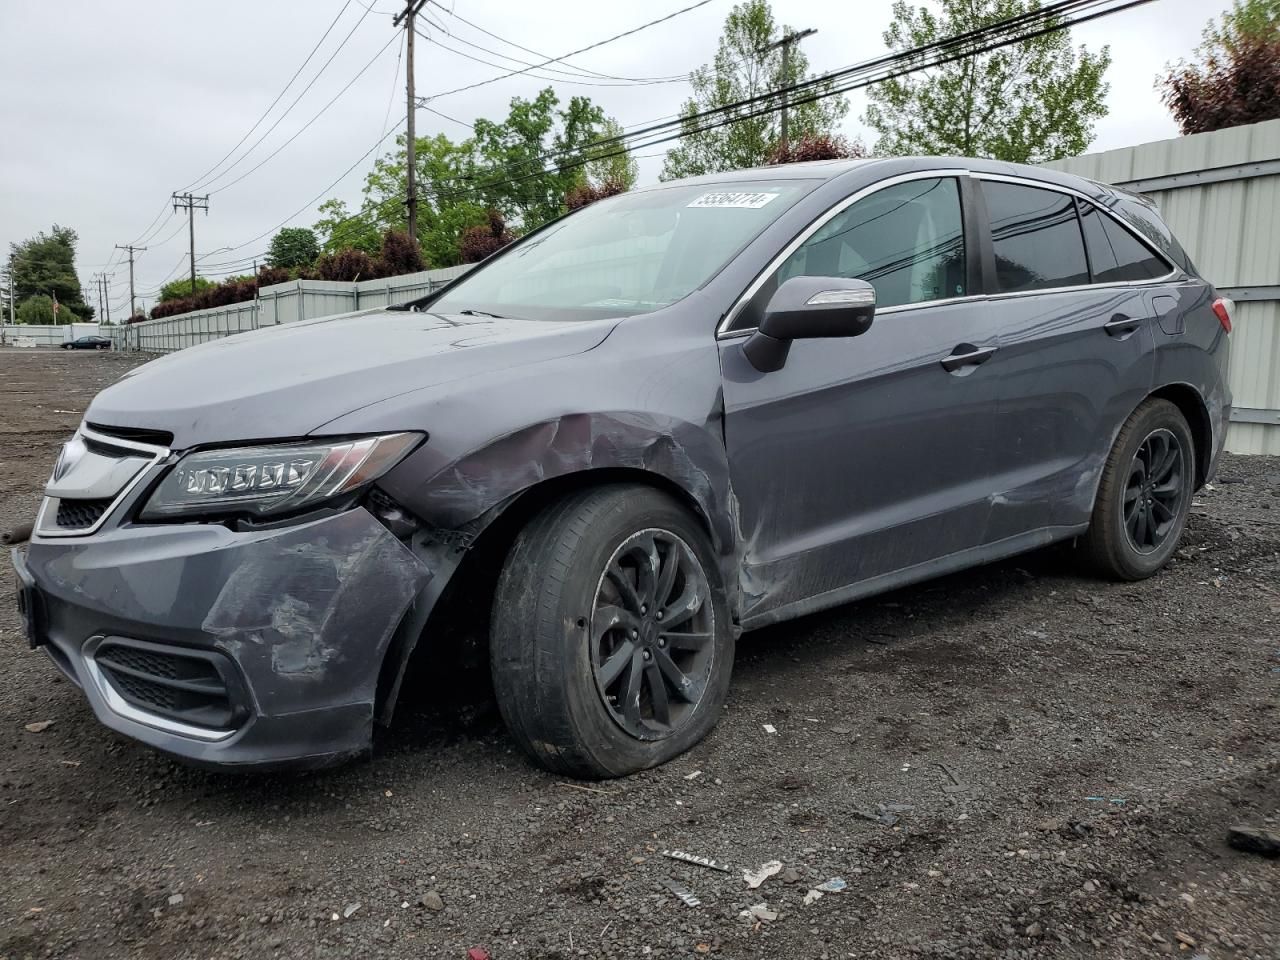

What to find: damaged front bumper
left=11, top=507, right=432, bottom=769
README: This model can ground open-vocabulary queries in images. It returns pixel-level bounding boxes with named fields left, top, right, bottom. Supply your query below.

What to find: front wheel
left=490, top=485, right=733, bottom=778
left=1079, top=398, right=1196, bottom=580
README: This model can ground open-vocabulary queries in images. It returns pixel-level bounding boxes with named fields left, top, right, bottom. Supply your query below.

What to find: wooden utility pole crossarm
left=765, top=28, right=817, bottom=154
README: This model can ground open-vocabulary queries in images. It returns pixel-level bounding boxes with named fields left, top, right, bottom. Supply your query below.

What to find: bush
left=314, top=248, right=378, bottom=282
left=256, top=266, right=290, bottom=288
left=267, top=227, right=320, bottom=270
left=459, top=211, right=514, bottom=264
left=565, top=178, right=628, bottom=211
left=1162, top=36, right=1280, bottom=134
left=765, top=134, right=868, bottom=165
left=16, top=295, right=60, bottom=325
left=377, top=229, right=426, bottom=276
left=158, top=276, right=216, bottom=304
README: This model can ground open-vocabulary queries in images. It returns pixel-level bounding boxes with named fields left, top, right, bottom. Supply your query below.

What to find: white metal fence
left=108, top=265, right=472, bottom=353
left=1, top=322, right=101, bottom=347
left=1044, top=117, right=1280, bottom=455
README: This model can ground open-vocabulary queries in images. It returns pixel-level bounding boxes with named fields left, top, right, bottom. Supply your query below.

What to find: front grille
left=85, top=423, right=175, bottom=447
left=55, top=498, right=112, bottom=529
left=95, top=639, right=244, bottom=730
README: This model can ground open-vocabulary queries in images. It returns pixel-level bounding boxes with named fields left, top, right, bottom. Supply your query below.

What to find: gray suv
left=11, top=157, right=1232, bottom=777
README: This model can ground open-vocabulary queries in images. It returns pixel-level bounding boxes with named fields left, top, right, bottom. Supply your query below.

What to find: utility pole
left=766, top=28, right=817, bottom=155
left=94, top=274, right=105, bottom=325
left=96, top=274, right=111, bottom=326
left=1, top=269, right=11, bottom=345
left=393, top=0, right=426, bottom=243
left=172, top=192, right=209, bottom=295
left=114, top=243, right=147, bottom=319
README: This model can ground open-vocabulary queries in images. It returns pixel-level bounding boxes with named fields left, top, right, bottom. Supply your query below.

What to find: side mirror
left=742, top=276, right=876, bottom=372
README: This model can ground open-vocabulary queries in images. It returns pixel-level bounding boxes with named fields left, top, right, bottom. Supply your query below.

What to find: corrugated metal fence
left=1044, top=118, right=1280, bottom=455
left=108, top=264, right=472, bottom=353
left=1, top=322, right=101, bottom=347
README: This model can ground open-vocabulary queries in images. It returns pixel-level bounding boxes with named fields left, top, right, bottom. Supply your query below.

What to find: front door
left=719, top=174, right=1001, bottom=625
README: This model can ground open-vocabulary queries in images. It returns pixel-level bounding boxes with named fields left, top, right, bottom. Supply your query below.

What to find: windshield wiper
left=458, top=308, right=509, bottom=319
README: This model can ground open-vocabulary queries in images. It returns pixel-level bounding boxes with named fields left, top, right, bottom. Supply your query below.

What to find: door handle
left=1103, top=313, right=1143, bottom=337
left=940, top=343, right=997, bottom=372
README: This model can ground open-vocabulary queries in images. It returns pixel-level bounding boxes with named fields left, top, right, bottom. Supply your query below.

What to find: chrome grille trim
left=34, top=424, right=169, bottom=539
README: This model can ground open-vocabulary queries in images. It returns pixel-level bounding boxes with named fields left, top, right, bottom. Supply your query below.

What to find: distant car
left=12, top=157, right=1231, bottom=778
left=61, top=336, right=111, bottom=350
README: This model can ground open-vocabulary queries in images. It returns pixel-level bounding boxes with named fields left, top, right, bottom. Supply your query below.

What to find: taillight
left=1212, top=297, right=1234, bottom=333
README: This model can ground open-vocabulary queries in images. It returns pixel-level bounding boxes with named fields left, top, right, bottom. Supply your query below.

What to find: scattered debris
left=467, top=949, right=491, bottom=960
left=1227, top=825, right=1280, bottom=858
left=167, top=894, right=184, bottom=907
left=342, top=902, right=361, bottom=919
left=556, top=782, right=617, bottom=796
left=1175, top=932, right=1197, bottom=947
left=23, top=721, right=54, bottom=733
left=661, top=879, right=701, bottom=907
left=815, top=878, right=847, bottom=893
left=1025, top=922, right=1044, bottom=937
left=1084, top=796, right=1126, bottom=805
left=743, top=860, right=783, bottom=889
left=762, top=723, right=777, bottom=735
left=661, top=849, right=732, bottom=873
left=829, top=724, right=853, bottom=734
left=782, top=867, right=802, bottom=884
left=937, top=762, right=971, bottom=793
left=683, top=770, right=703, bottom=781
left=803, top=889, right=824, bottom=905
left=854, top=803, right=913, bottom=826
left=739, top=903, right=778, bottom=923
left=420, top=890, right=444, bottom=911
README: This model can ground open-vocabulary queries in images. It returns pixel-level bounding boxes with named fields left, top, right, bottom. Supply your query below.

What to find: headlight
left=140, top=432, right=422, bottom=520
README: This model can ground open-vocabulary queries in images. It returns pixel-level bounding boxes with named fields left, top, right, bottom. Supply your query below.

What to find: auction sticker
left=687, top=191, right=779, bottom=209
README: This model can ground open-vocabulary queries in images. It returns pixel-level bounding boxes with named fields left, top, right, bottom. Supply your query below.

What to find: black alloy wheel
left=589, top=529, right=715, bottom=741
left=1122, top=428, right=1186, bottom=554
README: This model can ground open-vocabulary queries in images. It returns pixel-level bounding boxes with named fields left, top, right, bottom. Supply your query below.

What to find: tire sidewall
left=552, top=492, right=733, bottom=777
left=1107, top=403, right=1196, bottom=579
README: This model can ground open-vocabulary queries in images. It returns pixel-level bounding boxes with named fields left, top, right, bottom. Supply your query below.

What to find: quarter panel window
left=984, top=181, right=1089, bottom=293
left=1080, top=200, right=1169, bottom=282
left=742, top=177, right=966, bottom=326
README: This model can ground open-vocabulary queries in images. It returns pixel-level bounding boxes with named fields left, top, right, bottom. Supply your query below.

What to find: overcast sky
left=0, top=0, right=1224, bottom=318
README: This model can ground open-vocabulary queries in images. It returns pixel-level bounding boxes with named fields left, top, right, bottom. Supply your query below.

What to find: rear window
left=1079, top=201, right=1170, bottom=283
left=983, top=181, right=1089, bottom=293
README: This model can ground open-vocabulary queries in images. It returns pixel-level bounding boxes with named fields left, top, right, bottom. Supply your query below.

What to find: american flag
left=52, top=291, right=59, bottom=317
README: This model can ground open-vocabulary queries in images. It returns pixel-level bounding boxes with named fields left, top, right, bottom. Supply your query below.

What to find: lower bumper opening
left=90, top=637, right=249, bottom=733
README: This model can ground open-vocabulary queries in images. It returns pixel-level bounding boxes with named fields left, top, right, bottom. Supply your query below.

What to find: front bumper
left=12, top=507, right=432, bottom=769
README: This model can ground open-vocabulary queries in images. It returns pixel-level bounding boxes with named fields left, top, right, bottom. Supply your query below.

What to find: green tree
left=267, top=227, right=320, bottom=270
left=661, top=0, right=849, bottom=180
left=313, top=198, right=384, bottom=256
left=469, top=88, right=612, bottom=228
left=8, top=225, right=92, bottom=320
left=158, top=276, right=215, bottom=304
left=582, top=118, right=637, bottom=191
left=864, top=0, right=1111, bottom=163
left=16, top=294, right=60, bottom=325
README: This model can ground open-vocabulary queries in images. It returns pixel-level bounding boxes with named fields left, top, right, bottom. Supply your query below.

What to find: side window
left=738, top=177, right=966, bottom=327
left=983, top=181, right=1089, bottom=293
left=1079, top=200, right=1170, bottom=283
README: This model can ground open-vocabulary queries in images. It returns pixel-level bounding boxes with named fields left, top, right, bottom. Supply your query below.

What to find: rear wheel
left=490, top=485, right=733, bottom=778
left=1079, top=398, right=1195, bottom=580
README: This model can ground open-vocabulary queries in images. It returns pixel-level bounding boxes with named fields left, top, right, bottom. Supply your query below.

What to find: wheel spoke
left=662, top=580, right=704, bottom=630
left=606, top=562, right=643, bottom=614
left=655, top=647, right=700, bottom=703
left=622, top=649, right=645, bottom=726
left=594, top=604, right=640, bottom=640
left=661, top=630, right=713, bottom=651
left=1151, top=498, right=1174, bottom=522
left=630, top=535, right=661, bottom=608
left=645, top=662, right=671, bottom=726
left=654, top=542, right=680, bottom=608
left=1152, top=443, right=1179, bottom=483
left=1123, top=485, right=1142, bottom=504
left=1153, top=473, right=1181, bottom=499
left=596, top=640, right=636, bottom=689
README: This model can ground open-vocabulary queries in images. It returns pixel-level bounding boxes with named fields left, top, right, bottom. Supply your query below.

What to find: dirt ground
left=1, top=347, right=1277, bottom=960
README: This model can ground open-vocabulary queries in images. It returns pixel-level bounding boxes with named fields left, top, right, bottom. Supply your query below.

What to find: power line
left=419, top=0, right=716, bottom=102
left=190, top=0, right=376, bottom=193
left=423, top=2, right=692, bottom=82
left=181, top=0, right=359, bottom=193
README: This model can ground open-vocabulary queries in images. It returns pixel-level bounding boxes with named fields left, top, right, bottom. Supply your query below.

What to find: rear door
left=719, top=172, right=1003, bottom=624
left=975, top=177, right=1166, bottom=540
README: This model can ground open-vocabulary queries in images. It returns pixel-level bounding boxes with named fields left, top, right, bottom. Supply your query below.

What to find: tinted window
left=1079, top=201, right=1169, bottom=283
left=984, top=181, right=1089, bottom=292
left=769, top=177, right=966, bottom=312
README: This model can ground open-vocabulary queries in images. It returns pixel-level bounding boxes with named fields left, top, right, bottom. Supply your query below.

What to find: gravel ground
left=1, top=348, right=1278, bottom=960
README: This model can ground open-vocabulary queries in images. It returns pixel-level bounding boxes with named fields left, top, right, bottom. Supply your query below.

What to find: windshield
left=430, top=179, right=818, bottom=321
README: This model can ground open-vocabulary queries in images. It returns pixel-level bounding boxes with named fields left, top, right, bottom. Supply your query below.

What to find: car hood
left=87, top=308, right=620, bottom=447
